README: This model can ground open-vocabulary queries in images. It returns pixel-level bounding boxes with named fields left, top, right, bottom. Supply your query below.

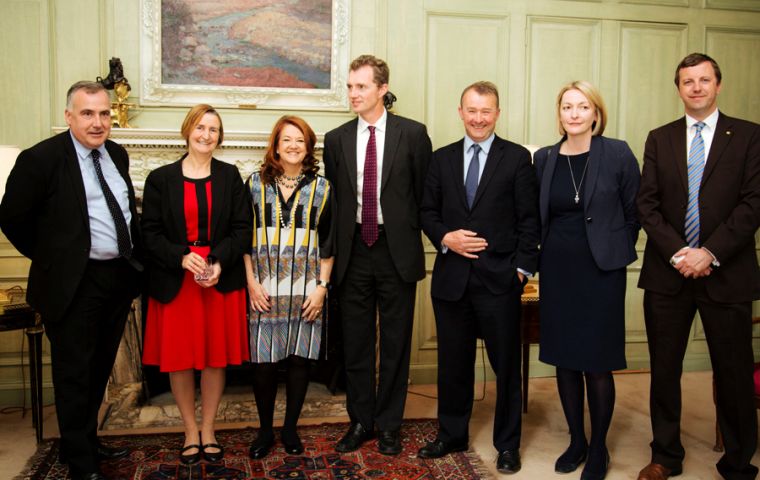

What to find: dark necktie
left=465, top=144, right=481, bottom=208
left=361, top=126, right=378, bottom=246
left=685, top=122, right=706, bottom=247
left=91, top=149, right=132, bottom=259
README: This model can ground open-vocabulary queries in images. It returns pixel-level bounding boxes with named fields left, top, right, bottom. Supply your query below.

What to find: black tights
left=251, top=355, right=310, bottom=443
left=556, top=367, right=615, bottom=466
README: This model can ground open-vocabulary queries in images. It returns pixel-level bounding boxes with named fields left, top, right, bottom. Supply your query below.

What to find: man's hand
left=675, top=247, right=714, bottom=278
left=442, top=229, right=488, bottom=259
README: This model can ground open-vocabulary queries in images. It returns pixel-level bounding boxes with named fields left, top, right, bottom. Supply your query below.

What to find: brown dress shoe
left=637, top=462, right=682, bottom=480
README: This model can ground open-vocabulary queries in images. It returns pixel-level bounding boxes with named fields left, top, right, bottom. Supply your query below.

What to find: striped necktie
left=465, top=144, right=481, bottom=208
left=684, top=122, right=706, bottom=247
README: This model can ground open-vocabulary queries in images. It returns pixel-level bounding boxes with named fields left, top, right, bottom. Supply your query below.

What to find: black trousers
left=644, top=281, right=758, bottom=480
left=432, top=271, right=522, bottom=451
left=45, top=258, right=137, bottom=474
left=338, top=228, right=417, bottom=432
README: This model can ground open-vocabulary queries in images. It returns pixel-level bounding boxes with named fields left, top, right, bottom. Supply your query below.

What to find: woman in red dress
left=142, top=104, right=251, bottom=464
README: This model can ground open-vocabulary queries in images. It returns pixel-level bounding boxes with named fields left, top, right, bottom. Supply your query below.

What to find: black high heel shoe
left=179, top=443, right=201, bottom=465
left=202, top=441, right=225, bottom=463
left=249, top=434, right=275, bottom=459
left=282, top=433, right=304, bottom=455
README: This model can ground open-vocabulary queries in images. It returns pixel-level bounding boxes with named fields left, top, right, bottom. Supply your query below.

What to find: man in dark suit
left=323, top=55, right=432, bottom=455
left=0, top=81, right=142, bottom=480
left=418, top=81, right=540, bottom=474
left=637, top=53, right=760, bottom=480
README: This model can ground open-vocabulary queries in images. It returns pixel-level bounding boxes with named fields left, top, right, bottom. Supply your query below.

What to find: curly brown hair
left=260, top=115, right=318, bottom=184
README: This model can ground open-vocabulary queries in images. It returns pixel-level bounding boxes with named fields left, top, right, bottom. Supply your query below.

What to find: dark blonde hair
left=260, top=116, right=318, bottom=184
left=180, top=104, right=224, bottom=147
left=556, top=81, right=607, bottom=137
left=350, top=55, right=389, bottom=87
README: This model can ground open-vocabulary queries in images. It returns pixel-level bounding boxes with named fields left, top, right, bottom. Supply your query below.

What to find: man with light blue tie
left=637, top=53, right=760, bottom=480
left=419, top=81, right=540, bottom=474
left=0, top=81, right=142, bottom=480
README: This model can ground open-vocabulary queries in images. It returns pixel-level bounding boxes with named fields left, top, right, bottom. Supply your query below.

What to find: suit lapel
left=471, top=136, right=505, bottom=210
left=669, top=118, right=689, bottom=193
left=583, top=136, right=602, bottom=210
left=342, top=119, right=359, bottom=197
left=445, top=140, right=468, bottom=210
left=381, top=114, right=401, bottom=192
left=167, top=159, right=187, bottom=242
left=540, top=141, right=561, bottom=230
left=701, top=113, right=733, bottom=186
left=62, top=132, right=90, bottom=229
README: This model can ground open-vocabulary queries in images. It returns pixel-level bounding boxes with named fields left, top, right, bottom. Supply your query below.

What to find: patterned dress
left=247, top=172, right=334, bottom=363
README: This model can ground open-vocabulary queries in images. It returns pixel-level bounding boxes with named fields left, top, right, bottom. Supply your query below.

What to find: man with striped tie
left=637, top=53, right=760, bottom=480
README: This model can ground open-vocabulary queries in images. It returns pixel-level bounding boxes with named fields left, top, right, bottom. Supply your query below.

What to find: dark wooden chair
left=713, top=316, right=760, bottom=452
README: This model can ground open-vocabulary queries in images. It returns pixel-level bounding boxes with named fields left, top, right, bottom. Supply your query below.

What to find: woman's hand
left=248, top=280, right=271, bottom=313
left=196, top=262, right=221, bottom=288
left=182, top=252, right=207, bottom=275
left=301, top=286, right=327, bottom=322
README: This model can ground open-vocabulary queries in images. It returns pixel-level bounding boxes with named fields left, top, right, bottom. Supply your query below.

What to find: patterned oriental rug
left=16, top=420, right=491, bottom=479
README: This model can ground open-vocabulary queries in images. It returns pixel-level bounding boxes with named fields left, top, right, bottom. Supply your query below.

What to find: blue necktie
left=465, top=144, right=481, bottom=208
left=685, top=122, right=706, bottom=247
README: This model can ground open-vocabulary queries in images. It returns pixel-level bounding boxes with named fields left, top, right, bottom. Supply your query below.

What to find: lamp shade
left=0, top=145, right=21, bottom=200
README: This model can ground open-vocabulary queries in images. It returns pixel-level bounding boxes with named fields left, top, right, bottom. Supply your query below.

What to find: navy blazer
left=141, top=157, right=252, bottom=303
left=534, top=135, right=641, bottom=272
left=421, top=135, right=540, bottom=300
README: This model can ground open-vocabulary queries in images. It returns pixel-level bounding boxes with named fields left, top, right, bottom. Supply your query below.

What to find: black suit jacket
left=141, top=157, right=251, bottom=303
left=637, top=112, right=760, bottom=303
left=421, top=135, right=540, bottom=301
left=323, top=113, right=432, bottom=284
left=534, top=135, right=640, bottom=271
left=0, top=130, right=142, bottom=322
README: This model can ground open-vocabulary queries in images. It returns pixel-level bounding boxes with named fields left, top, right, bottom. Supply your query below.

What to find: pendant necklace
left=566, top=154, right=590, bottom=204
left=275, top=172, right=304, bottom=189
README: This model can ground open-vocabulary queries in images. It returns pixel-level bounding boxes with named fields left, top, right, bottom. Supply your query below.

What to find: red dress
left=143, top=178, right=249, bottom=372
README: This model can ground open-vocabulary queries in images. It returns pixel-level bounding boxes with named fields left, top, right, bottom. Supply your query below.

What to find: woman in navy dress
left=534, top=81, right=640, bottom=480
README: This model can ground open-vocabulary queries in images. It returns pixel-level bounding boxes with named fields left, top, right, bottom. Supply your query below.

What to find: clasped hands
left=442, top=229, right=524, bottom=282
left=182, top=251, right=221, bottom=287
left=247, top=280, right=325, bottom=322
left=672, top=246, right=714, bottom=278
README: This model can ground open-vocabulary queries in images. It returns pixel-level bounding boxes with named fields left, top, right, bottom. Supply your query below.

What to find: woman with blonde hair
left=534, top=81, right=640, bottom=480
left=142, top=104, right=251, bottom=464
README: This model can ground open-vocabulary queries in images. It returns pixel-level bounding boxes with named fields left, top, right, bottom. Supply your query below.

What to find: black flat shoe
left=417, top=439, right=468, bottom=459
left=497, top=449, right=522, bottom=474
left=335, top=423, right=374, bottom=453
left=202, top=442, right=225, bottom=463
left=283, top=437, right=304, bottom=455
left=555, top=445, right=588, bottom=473
left=249, top=435, right=275, bottom=460
left=179, top=444, right=201, bottom=465
left=580, top=449, right=610, bottom=480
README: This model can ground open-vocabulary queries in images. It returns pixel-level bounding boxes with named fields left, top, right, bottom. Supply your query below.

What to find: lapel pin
left=726, top=131, right=732, bottom=135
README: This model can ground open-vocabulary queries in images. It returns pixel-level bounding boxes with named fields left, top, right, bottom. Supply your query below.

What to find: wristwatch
left=316, top=280, right=330, bottom=289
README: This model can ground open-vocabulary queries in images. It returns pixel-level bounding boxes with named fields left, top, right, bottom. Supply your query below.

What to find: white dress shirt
left=355, top=109, right=387, bottom=224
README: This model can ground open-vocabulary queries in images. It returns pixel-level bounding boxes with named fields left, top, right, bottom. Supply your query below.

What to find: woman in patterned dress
left=245, top=115, right=335, bottom=458
left=142, top=104, right=251, bottom=464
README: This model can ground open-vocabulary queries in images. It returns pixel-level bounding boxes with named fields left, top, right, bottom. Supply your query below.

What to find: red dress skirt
left=143, top=178, right=249, bottom=372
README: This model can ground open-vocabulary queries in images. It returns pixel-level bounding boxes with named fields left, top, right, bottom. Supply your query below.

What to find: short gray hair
left=66, top=81, right=107, bottom=109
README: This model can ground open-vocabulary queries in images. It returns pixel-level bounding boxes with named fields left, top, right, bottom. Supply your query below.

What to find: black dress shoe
left=96, top=443, right=130, bottom=460
left=202, top=442, right=225, bottom=463
left=555, top=445, right=588, bottom=473
left=249, top=434, right=275, bottom=459
left=417, top=439, right=468, bottom=459
left=335, top=423, right=374, bottom=453
left=377, top=430, right=402, bottom=456
left=497, top=449, right=521, bottom=474
left=282, top=431, right=304, bottom=455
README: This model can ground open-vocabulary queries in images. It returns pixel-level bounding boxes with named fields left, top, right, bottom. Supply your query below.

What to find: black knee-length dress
left=538, top=152, right=627, bottom=372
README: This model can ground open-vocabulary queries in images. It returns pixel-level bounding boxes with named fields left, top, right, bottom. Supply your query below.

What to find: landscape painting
left=161, top=0, right=331, bottom=89
left=140, top=0, right=350, bottom=110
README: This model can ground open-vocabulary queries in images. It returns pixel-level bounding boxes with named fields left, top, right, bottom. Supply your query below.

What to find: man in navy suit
left=637, top=53, right=760, bottom=480
left=418, top=81, right=540, bottom=474
left=0, top=81, right=142, bottom=480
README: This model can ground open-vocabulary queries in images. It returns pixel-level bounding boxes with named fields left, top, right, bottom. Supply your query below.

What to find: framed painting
left=140, top=0, right=351, bottom=110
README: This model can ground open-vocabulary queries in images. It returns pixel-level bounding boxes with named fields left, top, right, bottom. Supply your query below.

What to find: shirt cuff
left=702, top=247, right=720, bottom=267
left=517, top=268, right=533, bottom=278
